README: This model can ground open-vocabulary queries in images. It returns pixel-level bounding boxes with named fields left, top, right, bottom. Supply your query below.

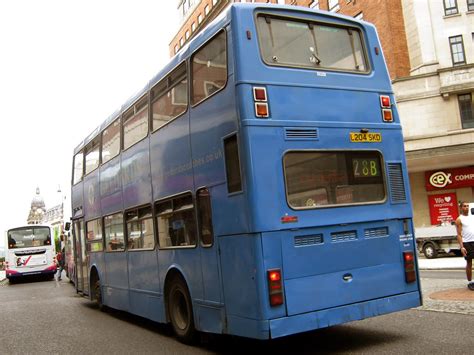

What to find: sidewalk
left=417, top=255, right=465, bottom=270
left=0, top=270, right=5, bottom=282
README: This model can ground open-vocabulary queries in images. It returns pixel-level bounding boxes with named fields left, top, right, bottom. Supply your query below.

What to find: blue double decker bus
left=70, top=3, right=421, bottom=342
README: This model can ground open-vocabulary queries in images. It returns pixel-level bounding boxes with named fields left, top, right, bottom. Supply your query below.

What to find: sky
left=0, top=1, right=179, bottom=248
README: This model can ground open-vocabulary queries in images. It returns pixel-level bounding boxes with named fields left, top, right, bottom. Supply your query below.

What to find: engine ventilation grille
left=294, top=234, right=323, bottom=247
left=365, top=227, right=389, bottom=239
left=285, top=128, right=319, bottom=140
left=388, top=163, right=407, bottom=202
left=331, top=230, right=357, bottom=243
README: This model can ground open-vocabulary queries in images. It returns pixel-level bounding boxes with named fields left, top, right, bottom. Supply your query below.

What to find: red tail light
left=403, top=251, right=416, bottom=283
left=253, top=87, right=267, bottom=101
left=253, top=87, right=269, bottom=118
left=380, top=95, right=391, bottom=108
left=380, top=95, right=393, bottom=122
left=267, top=269, right=284, bottom=307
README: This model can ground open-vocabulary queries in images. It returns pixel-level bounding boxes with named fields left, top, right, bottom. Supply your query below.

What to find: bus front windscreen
left=256, top=15, right=367, bottom=72
left=8, top=227, right=51, bottom=249
left=284, top=151, right=385, bottom=209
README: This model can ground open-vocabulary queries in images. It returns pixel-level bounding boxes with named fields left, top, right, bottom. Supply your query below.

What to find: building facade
left=169, top=0, right=474, bottom=227
left=394, top=0, right=474, bottom=227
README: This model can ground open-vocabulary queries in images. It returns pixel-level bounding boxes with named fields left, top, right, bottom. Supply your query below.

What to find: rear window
left=284, top=151, right=385, bottom=209
left=256, top=15, right=368, bottom=73
left=8, top=227, right=51, bottom=248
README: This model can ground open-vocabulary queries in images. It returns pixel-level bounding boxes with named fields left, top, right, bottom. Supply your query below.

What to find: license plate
left=350, top=132, right=382, bottom=143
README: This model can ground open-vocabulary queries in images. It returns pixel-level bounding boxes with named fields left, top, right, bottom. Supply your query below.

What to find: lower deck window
left=156, top=193, right=196, bottom=248
left=284, top=151, right=385, bottom=209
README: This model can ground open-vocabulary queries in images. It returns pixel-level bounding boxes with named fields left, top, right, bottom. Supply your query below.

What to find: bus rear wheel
left=93, top=278, right=104, bottom=311
left=167, top=277, right=196, bottom=344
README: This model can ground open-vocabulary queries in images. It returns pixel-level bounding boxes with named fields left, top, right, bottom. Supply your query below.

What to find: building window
left=309, top=1, right=319, bottom=8
left=180, top=37, right=184, bottom=46
left=191, top=22, right=196, bottom=32
left=185, top=30, right=190, bottom=40
left=328, top=0, right=340, bottom=12
left=213, top=0, right=218, bottom=5
left=174, top=44, right=179, bottom=54
left=458, top=93, right=474, bottom=129
left=449, top=35, right=466, bottom=65
left=198, top=14, right=203, bottom=24
left=443, top=0, right=458, bottom=15
left=355, top=12, right=363, bottom=20
left=205, top=5, right=210, bottom=16
left=468, top=0, right=474, bottom=11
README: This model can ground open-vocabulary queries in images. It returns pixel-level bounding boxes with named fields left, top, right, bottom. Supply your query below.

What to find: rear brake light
left=267, top=269, right=284, bottom=307
left=380, top=95, right=393, bottom=123
left=253, top=86, right=269, bottom=118
left=253, top=87, right=267, bottom=101
left=380, top=95, right=391, bottom=108
left=403, top=251, right=416, bottom=283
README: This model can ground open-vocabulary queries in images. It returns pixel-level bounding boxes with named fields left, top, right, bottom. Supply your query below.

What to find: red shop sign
left=427, top=193, right=458, bottom=225
left=425, top=166, right=474, bottom=191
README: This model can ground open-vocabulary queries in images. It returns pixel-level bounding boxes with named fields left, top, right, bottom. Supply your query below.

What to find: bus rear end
left=5, top=226, right=57, bottom=281
left=223, top=4, right=421, bottom=339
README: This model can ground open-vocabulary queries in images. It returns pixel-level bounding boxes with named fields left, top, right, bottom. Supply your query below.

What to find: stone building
left=168, top=0, right=474, bottom=227
left=26, top=187, right=46, bottom=225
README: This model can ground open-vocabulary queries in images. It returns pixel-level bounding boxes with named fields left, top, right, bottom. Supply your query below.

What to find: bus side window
left=125, top=206, right=155, bottom=250
left=151, top=62, right=188, bottom=132
left=73, top=151, right=84, bottom=185
left=123, top=95, right=149, bottom=150
left=197, top=188, right=214, bottom=247
left=223, top=134, right=242, bottom=193
left=191, top=30, right=227, bottom=106
left=155, top=193, right=196, bottom=248
left=104, top=212, right=125, bottom=252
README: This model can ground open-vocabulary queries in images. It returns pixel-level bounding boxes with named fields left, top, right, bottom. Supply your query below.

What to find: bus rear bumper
left=6, top=265, right=57, bottom=279
left=269, top=291, right=421, bottom=339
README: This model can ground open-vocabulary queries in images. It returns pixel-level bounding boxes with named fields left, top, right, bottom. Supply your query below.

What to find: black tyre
left=423, top=243, right=438, bottom=259
left=93, top=278, right=105, bottom=311
left=167, top=277, right=196, bottom=344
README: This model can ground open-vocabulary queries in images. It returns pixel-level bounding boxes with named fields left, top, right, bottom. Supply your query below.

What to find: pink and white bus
left=5, top=225, right=57, bottom=282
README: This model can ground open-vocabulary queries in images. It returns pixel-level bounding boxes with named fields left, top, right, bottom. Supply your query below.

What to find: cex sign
left=425, top=167, right=474, bottom=191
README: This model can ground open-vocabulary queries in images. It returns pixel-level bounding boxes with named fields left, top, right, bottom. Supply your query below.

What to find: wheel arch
left=163, top=267, right=191, bottom=323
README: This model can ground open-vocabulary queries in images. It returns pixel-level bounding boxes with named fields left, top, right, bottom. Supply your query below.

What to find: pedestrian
left=56, top=244, right=65, bottom=281
left=455, top=201, right=474, bottom=290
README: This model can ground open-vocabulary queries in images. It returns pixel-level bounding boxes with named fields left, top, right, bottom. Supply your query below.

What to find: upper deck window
left=256, top=15, right=367, bottom=73
left=151, top=63, right=187, bottom=132
left=73, top=151, right=83, bottom=185
left=102, top=118, right=121, bottom=164
left=123, top=95, right=149, bottom=150
left=191, top=30, right=227, bottom=105
left=85, top=136, right=100, bottom=175
left=284, top=151, right=385, bottom=209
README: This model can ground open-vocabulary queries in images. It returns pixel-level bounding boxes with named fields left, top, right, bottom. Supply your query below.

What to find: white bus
left=5, top=225, right=57, bottom=281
